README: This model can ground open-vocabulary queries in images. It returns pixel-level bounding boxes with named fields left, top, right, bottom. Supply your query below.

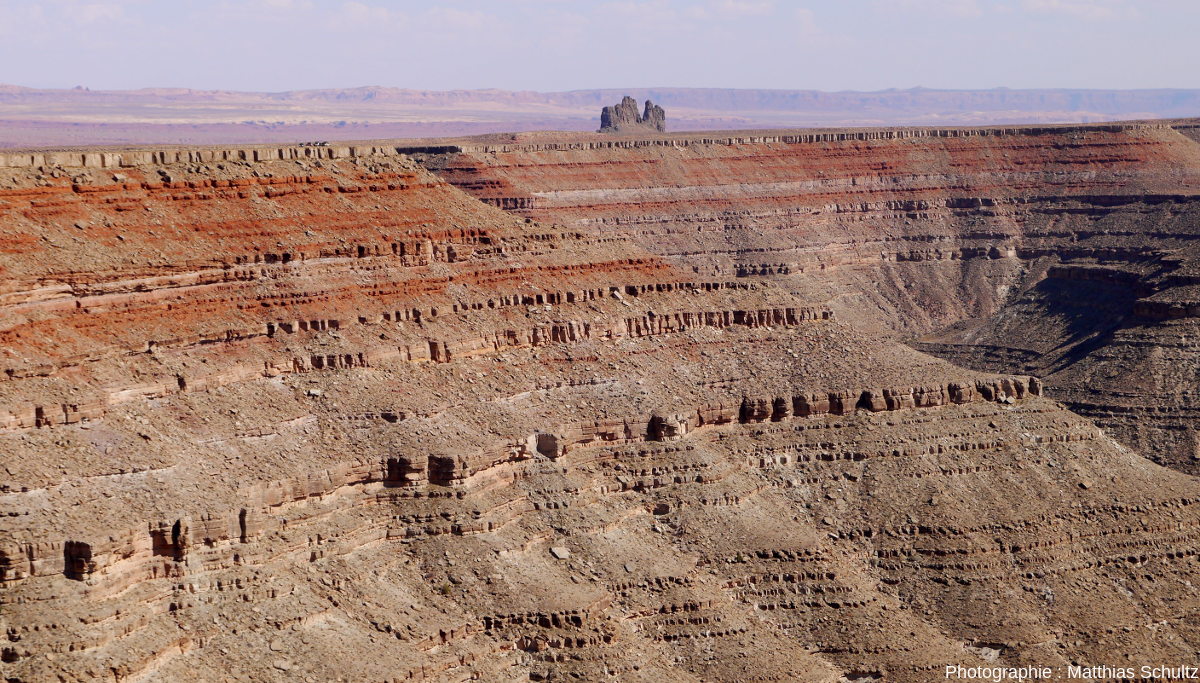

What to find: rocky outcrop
left=599, top=95, right=666, bottom=133
left=641, top=99, right=666, bottom=131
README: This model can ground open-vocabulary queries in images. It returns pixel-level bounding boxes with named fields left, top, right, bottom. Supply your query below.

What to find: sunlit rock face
left=3, top=122, right=1200, bottom=681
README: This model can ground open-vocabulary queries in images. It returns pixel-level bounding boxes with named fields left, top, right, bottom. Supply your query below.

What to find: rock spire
left=598, top=96, right=666, bottom=133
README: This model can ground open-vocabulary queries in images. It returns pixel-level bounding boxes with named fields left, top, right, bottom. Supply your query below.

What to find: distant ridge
left=1, top=84, right=1197, bottom=147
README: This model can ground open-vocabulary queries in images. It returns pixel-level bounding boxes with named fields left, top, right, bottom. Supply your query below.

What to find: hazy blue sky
left=0, top=0, right=1196, bottom=92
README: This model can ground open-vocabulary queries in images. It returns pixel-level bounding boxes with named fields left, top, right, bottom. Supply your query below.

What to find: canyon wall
left=1, top=125, right=1199, bottom=681
left=419, top=120, right=1200, bottom=473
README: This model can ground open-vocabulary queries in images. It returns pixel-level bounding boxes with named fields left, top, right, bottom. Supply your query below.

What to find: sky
left=0, top=0, right=1196, bottom=93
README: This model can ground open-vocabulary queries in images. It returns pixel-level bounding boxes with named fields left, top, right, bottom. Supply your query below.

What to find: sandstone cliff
left=1, top=126, right=1199, bottom=681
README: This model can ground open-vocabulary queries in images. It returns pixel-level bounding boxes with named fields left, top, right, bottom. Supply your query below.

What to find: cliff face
left=423, top=121, right=1200, bottom=473
left=2, top=130, right=1200, bottom=681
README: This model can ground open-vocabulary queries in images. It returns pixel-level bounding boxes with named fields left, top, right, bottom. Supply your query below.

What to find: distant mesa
left=598, top=96, right=666, bottom=133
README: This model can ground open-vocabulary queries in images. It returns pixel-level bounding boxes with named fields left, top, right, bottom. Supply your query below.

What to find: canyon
left=1, top=120, right=1200, bottom=681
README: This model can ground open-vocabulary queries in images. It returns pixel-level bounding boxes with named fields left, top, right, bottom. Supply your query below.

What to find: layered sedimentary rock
left=420, top=120, right=1200, bottom=473
left=2, top=126, right=1200, bottom=681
